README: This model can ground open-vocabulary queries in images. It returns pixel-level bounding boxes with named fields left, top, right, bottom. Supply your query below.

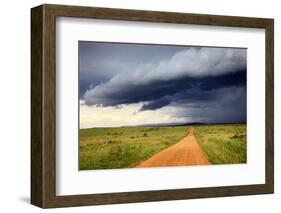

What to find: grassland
left=79, top=124, right=247, bottom=170
left=194, top=124, right=247, bottom=164
left=79, top=126, right=189, bottom=170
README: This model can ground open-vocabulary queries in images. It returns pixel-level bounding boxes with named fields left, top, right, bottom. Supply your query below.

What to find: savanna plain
left=79, top=124, right=246, bottom=170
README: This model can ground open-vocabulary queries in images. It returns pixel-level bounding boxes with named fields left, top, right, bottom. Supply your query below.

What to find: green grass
left=79, top=126, right=189, bottom=170
left=79, top=124, right=247, bottom=170
left=194, top=124, right=247, bottom=164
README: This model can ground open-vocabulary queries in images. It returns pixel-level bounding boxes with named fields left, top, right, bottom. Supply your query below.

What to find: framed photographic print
left=31, top=4, right=274, bottom=208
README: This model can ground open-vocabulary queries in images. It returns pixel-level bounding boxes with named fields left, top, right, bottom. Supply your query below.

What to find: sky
left=79, top=41, right=247, bottom=128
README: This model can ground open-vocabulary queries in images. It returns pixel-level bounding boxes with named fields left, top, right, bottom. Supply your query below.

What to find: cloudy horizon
left=79, top=41, right=246, bottom=129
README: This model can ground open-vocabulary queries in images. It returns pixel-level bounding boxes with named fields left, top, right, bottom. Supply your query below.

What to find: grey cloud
left=140, top=97, right=172, bottom=111
left=79, top=42, right=247, bottom=124
left=171, top=86, right=246, bottom=124
left=84, top=47, right=246, bottom=106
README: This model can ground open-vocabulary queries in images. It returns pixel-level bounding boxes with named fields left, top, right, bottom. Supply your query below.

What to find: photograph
left=30, top=4, right=274, bottom=208
left=78, top=41, right=247, bottom=170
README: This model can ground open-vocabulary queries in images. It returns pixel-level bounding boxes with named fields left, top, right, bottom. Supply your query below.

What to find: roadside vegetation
left=79, top=126, right=188, bottom=170
left=194, top=124, right=247, bottom=164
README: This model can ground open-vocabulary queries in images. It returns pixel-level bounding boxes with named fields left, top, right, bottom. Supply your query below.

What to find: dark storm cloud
left=79, top=67, right=111, bottom=98
left=79, top=41, right=247, bottom=123
left=141, top=98, right=172, bottom=111
left=83, top=47, right=246, bottom=106
left=79, top=41, right=189, bottom=97
left=138, top=71, right=246, bottom=111
left=171, top=86, right=246, bottom=123
left=83, top=70, right=246, bottom=108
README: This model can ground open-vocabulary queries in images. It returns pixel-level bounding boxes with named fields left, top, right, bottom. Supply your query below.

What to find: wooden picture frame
left=31, top=4, right=274, bottom=208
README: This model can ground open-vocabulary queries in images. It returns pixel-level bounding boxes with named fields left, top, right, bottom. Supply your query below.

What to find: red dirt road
left=136, top=128, right=210, bottom=168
